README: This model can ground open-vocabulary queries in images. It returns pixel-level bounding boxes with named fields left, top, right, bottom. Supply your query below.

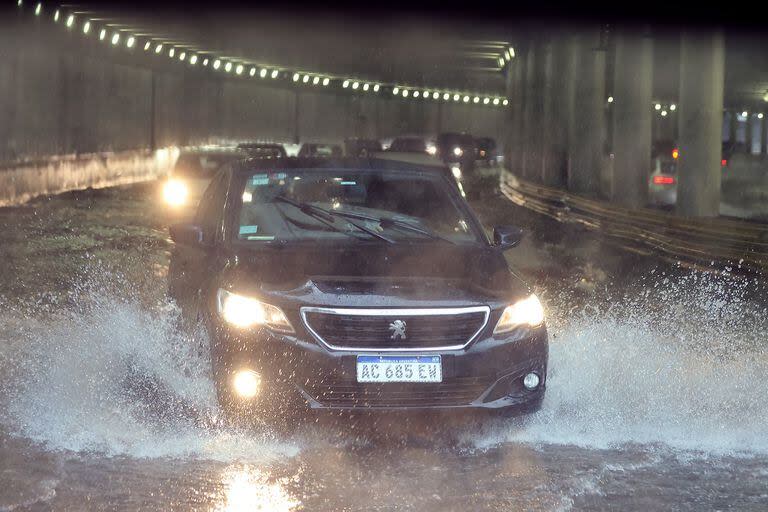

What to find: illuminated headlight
left=451, top=165, right=462, bottom=179
left=493, top=294, right=545, bottom=334
left=162, top=179, right=188, bottom=206
left=453, top=146, right=463, bottom=157
left=232, top=370, right=260, bottom=398
left=426, top=144, right=437, bottom=156
left=217, top=289, right=294, bottom=332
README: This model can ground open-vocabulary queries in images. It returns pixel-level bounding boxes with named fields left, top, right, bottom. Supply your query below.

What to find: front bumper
left=210, top=320, right=548, bottom=412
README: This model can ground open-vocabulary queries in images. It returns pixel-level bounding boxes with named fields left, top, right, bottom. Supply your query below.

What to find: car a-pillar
left=676, top=30, right=725, bottom=217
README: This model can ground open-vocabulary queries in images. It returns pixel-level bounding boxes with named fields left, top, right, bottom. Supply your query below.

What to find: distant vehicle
left=648, top=141, right=728, bottom=207
left=437, top=133, right=477, bottom=170
left=387, top=135, right=438, bottom=156
left=370, top=151, right=466, bottom=197
left=344, top=138, right=383, bottom=157
left=162, top=146, right=246, bottom=210
left=236, top=142, right=287, bottom=159
left=298, top=143, right=343, bottom=158
left=648, top=140, right=679, bottom=206
left=168, top=157, right=547, bottom=421
left=475, top=137, right=498, bottom=167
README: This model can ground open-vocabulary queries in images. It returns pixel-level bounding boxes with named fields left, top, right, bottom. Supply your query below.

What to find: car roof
left=231, top=156, right=450, bottom=175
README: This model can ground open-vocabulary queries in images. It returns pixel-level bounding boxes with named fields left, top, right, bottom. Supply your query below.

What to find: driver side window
left=195, top=170, right=229, bottom=243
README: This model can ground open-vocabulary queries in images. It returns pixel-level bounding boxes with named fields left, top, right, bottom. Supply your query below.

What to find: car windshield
left=389, top=138, right=428, bottom=153
left=172, top=152, right=242, bottom=179
left=235, top=169, right=481, bottom=244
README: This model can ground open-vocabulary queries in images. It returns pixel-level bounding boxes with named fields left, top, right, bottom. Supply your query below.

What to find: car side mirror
left=170, top=223, right=204, bottom=246
left=493, top=225, right=524, bottom=250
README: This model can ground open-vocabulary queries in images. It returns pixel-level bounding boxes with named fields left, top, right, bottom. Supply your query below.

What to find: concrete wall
left=0, top=15, right=506, bottom=164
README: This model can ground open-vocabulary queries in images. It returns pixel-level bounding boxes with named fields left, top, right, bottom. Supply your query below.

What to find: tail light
left=672, top=148, right=679, bottom=159
left=721, top=159, right=727, bottom=167
left=652, top=175, right=676, bottom=185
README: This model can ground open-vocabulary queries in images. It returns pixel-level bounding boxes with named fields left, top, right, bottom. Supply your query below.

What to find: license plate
left=356, top=355, right=442, bottom=383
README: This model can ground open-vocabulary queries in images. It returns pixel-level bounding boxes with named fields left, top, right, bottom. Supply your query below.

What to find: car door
left=168, top=168, right=231, bottom=323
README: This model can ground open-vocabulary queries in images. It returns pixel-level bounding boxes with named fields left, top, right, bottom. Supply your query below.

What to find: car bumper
left=210, top=323, right=548, bottom=413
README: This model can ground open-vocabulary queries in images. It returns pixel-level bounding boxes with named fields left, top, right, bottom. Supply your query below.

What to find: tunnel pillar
left=568, top=30, right=606, bottom=196
left=677, top=31, right=725, bottom=217
left=509, top=46, right=529, bottom=174
left=746, top=113, right=754, bottom=154
left=522, top=41, right=546, bottom=182
left=541, top=37, right=572, bottom=188
left=761, top=115, right=767, bottom=157
left=611, top=30, right=653, bottom=208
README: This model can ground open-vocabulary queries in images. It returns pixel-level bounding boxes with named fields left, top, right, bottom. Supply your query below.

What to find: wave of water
left=1, top=266, right=767, bottom=459
left=0, top=276, right=300, bottom=462
left=469, top=269, right=768, bottom=456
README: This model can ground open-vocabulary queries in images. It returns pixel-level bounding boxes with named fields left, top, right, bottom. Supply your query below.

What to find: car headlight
left=493, top=294, right=544, bottom=334
left=426, top=144, right=437, bottom=155
left=216, top=289, right=294, bottom=332
left=451, top=165, right=462, bottom=179
left=453, top=146, right=463, bottom=157
left=163, top=179, right=188, bottom=206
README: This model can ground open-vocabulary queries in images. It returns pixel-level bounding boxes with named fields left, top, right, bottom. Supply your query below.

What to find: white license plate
left=356, top=355, right=442, bottom=383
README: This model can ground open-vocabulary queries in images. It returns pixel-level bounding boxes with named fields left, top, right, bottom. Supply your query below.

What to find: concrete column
left=522, top=41, right=547, bottom=182
left=503, top=61, right=515, bottom=171
left=568, top=30, right=607, bottom=196
left=728, top=110, right=737, bottom=143
left=761, top=116, right=767, bottom=156
left=509, top=47, right=528, bottom=173
left=542, top=36, right=574, bottom=188
left=745, top=113, right=754, bottom=154
left=677, top=31, right=724, bottom=217
left=611, top=31, right=653, bottom=208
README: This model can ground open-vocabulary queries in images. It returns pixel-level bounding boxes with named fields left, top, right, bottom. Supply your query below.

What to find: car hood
left=222, top=243, right=528, bottom=308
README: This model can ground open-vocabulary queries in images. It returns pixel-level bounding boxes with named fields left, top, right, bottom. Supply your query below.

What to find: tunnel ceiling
left=43, top=4, right=768, bottom=109
left=65, top=4, right=515, bottom=94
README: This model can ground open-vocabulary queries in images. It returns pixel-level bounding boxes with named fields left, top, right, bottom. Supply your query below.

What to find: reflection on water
left=215, top=465, right=301, bottom=512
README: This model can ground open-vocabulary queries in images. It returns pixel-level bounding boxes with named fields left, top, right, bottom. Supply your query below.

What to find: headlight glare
left=452, top=146, right=463, bottom=157
left=493, top=294, right=544, bottom=334
left=217, top=289, right=294, bottom=332
left=163, top=179, right=188, bottom=206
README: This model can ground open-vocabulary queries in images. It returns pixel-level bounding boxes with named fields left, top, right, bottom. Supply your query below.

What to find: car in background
left=162, top=146, right=247, bottom=212
left=648, top=140, right=679, bottom=206
left=475, top=137, right=498, bottom=167
left=437, top=132, right=477, bottom=170
left=344, top=138, right=383, bottom=157
left=168, top=157, right=548, bottom=421
left=387, top=135, right=438, bottom=156
left=236, top=142, right=287, bottom=159
left=298, top=143, right=343, bottom=158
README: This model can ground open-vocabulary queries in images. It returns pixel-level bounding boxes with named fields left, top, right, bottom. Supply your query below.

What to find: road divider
left=500, top=171, right=768, bottom=274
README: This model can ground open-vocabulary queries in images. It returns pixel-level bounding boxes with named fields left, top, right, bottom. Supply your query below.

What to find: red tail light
left=653, top=175, right=676, bottom=185
left=672, top=148, right=679, bottom=159
left=721, top=159, right=727, bottom=167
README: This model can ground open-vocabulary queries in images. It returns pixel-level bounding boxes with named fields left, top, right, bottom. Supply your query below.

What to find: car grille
left=301, top=308, right=489, bottom=350
left=302, top=376, right=492, bottom=408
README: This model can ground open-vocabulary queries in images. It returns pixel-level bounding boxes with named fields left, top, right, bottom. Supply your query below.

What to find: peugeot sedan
left=168, top=157, right=548, bottom=419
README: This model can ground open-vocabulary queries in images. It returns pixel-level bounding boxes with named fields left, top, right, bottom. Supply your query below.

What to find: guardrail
left=500, top=171, right=768, bottom=274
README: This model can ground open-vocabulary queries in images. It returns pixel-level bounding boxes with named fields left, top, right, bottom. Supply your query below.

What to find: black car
left=236, top=142, right=287, bottom=159
left=298, top=143, right=343, bottom=158
left=168, top=157, right=548, bottom=419
left=475, top=137, right=497, bottom=167
left=437, top=132, right=477, bottom=170
left=345, top=138, right=383, bottom=157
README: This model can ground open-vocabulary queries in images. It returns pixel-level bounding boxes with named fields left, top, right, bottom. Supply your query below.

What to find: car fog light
left=233, top=370, right=261, bottom=398
left=523, top=372, right=540, bottom=390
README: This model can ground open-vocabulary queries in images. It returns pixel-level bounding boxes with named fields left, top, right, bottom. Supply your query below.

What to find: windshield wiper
left=272, top=195, right=395, bottom=244
left=321, top=209, right=458, bottom=245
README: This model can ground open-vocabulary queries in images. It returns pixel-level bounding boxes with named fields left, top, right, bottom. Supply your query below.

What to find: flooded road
left=1, top=182, right=767, bottom=511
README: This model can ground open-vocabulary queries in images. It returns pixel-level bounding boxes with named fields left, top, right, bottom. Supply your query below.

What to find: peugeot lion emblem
left=389, top=319, right=407, bottom=340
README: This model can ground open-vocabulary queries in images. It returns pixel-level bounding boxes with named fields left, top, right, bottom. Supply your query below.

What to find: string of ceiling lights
left=17, top=0, right=511, bottom=108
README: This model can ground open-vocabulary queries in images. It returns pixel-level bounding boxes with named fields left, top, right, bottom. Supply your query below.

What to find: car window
left=234, top=169, right=481, bottom=244
left=195, top=170, right=230, bottom=243
left=173, top=152, right=241, bottom=179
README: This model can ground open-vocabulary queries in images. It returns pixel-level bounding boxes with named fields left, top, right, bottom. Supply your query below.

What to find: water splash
left=0, top=272, right=300, bottom=462
left=469, top=268, right=768, bottom=456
